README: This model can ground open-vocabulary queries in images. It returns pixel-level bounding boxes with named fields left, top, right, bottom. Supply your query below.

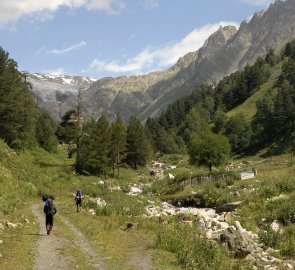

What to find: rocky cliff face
left=28, top=0, right=295, bottom=122
left=27, top=73, right=96, bottom=120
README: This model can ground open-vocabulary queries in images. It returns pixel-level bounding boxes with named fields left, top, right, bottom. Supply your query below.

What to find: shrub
left=279, top=225, right=295, bottom=258
left=156, top=223, right=229, bottom=270
left=266, top=195, right=295, bottom=224
left=259, top=229, right=282, bottom=248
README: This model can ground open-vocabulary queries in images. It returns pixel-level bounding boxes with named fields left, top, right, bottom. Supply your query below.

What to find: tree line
left=146, top=40, right=295, bottom=167
left=2, top=39, right=295, bottom=174
left=57, top=113, right=153, bottom=176
left=0, top=47, right=58, bottom=152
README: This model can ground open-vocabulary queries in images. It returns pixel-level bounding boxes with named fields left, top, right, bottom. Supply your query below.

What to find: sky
left=0, top=0, right=276, bottom=79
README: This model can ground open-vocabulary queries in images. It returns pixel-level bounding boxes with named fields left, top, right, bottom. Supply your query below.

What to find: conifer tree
left=125, top=117, right=152, bottom=170
left=0, top=47, right=39, bottom=149
left=110, top=114, right=126, bottom=177
left=36, top=111, right=58, bottom=152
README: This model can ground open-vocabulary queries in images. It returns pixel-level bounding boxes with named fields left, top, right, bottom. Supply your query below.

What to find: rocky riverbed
left=145, top=202, right=294, bottom=270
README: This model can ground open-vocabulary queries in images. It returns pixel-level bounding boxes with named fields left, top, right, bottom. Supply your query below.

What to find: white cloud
left=86, top=0, right=125, bottom=14
left=43, top=67, right=65, bottom=76
left=47, top=41, right=87, bottom=55
left=0, top=0, right=125, bottom=26
left=143, top=0, right=159, bottom=9
left=85, top=21, right=239, bottom=76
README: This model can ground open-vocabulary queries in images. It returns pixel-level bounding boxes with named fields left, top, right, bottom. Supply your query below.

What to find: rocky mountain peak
left=28, top=0, right=295, bottom=123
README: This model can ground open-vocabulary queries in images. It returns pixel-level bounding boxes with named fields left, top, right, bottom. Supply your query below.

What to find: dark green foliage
left=273, top=80, right=295, bottom=134
left=181, top=106, right=210, bottom=142
left=224, top=113, right=252, bottom=152
left=252, top=96, right=275, bottom=144
left=75, top=116, right=111, bottom=175
left=35, top=111, right=58, bottom=152
left=56, top=109, right=78, bottom=144
left=188, top=132, right=231, bottom=171
left=145, top=117, right=181, bottom=154
left=109, top=114, right=126, bottom=177
left=213, top=107, right=228, bottom=134
left=283, top=40, right=295, bottom=59
left=125, top=117, right=153, bottom=170
left=0, top=47, right=44, bottom=150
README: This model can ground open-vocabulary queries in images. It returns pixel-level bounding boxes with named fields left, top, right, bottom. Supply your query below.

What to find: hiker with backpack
left=75, top=189, right=83, bottom=212
left=43, top=195, right=57, bottom=235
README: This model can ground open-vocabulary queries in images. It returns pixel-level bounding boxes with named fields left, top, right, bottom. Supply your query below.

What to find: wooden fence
left=181, top=168, right=256, bottom=187
left=182, top=174, right=230, bottom=187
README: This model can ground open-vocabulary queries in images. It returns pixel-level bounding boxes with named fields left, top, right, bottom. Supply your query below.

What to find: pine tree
left=125, top=117, right=152, bottom=170
left=110, top=114, right=126, bottom=177
left=36, top=111, right=58, bottom=152
left=0, top=47, right=39, bottom=149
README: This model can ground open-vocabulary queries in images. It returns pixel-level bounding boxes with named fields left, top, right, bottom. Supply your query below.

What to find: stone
left=216, top=201, right=243, bottom=214
left=220, top=224, right=258, bottom=257
left=168, top=173, right=175, bottom=180
left=6, top=222, right=17, bottom=229
left=89, top=209, right=96, bottom=215
left=270, top=220, right=283, bottom=233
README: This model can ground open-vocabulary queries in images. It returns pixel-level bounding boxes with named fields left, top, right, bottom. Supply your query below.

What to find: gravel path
left=32, top=204, right=108, bottom=270
left=31, top=204, right=70, bottom=270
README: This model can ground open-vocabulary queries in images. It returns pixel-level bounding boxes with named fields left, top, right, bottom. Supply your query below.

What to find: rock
left=270, top=220, right=283, bottom=233
left=6, top=222, right=18, bottom=229
left=168, top=173, right=175, bottom=180
left=216, top=201, right=243, bottom=214
left=245, top=254, right=256, bottom=263
left=127, top=186, right=143, bottom=196
left=220, top=224, right=258, bottom=257
left=284, top=263, right=294, bottom=270
left=0, top=240, right=3, bottom=245
left=89, top=197, right=106, bottom=207
left=89, top=209, right=96, bottom=215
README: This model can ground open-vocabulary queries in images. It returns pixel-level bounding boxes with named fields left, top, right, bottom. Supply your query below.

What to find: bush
left=156, top=223, right=228, bottom=270
left=279, top=225, right=295, bottom=258
left=259, top=229, right=282, bottom=248
left=266, top=195, right=295, bottom=225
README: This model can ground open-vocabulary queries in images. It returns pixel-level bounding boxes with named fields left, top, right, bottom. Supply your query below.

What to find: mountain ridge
left=27, top=0, right=295, bottom=122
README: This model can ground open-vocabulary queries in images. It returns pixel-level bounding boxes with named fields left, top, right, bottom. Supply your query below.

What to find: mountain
left=27, top=73, right=96, bottom=120
left=27, top=0, right=295, bottom=122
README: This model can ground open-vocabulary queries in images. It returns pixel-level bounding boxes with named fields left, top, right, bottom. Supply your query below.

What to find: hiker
left=75, top=189, right=83, bottom=212
left=43, top=195, right=57, bottom=235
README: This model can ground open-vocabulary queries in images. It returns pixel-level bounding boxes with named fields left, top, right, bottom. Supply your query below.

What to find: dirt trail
left=31, top=204, right=70, bottom=270
left=31, top=204, right=108, bottom=270
left=59, top=215, right=108, bottom=269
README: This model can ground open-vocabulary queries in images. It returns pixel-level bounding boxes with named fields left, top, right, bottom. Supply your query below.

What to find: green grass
left=226, top=63, right=282, bottom=122
left=2, top=136, right=295, bottom=269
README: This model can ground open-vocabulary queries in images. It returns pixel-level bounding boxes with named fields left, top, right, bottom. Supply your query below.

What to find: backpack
left=45, top=198, right=55, bottom=215
left=76, top=190, right=82, bottom=200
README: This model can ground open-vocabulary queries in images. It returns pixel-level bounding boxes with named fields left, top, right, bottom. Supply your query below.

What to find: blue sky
left=0, top=0, right=276, bottom=79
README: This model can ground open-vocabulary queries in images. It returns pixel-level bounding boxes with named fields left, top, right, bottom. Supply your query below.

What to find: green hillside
left=226, top=64, right=282, bottom=121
